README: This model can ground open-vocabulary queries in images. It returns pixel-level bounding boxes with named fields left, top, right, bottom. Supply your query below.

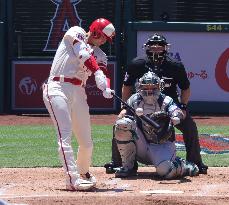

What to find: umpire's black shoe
left=115, top=167, right=137, bottom=178
left=197, top=163, right=208, bottom=174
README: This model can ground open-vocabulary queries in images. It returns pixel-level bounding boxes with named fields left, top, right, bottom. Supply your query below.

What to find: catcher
left=114, top=71, right=199, bottom=179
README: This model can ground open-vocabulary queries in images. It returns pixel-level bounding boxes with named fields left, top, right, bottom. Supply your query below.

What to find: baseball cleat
left=66, top=173, right=96, bottom=191
left=115, top=167, right=137, bottom=178
left=80, top=172, right=97, bottom=186
left=104, top=162, right=120, bottom=174
left=104, top=161, right=138, bottom=174
left=104, top=161, right=119, bottom=174
left=66, top=180, right=94, bottom=191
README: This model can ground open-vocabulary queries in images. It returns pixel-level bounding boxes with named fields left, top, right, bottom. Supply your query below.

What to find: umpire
left=105, top=33, right=208, bottom=174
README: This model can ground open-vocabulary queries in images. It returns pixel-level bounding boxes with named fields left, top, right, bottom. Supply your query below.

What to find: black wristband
left=179, top=103, right=187, bottom=110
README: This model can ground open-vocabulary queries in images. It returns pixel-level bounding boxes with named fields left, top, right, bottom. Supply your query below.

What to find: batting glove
left=171, top=116, right=181, bottom=125
left=103, top=88, right=114, bottom=99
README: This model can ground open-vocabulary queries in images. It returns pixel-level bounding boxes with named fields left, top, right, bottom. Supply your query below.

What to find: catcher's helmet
left=136, top=71, right=161, bottom=103
left=144, top=33, right=169, bottom=63
left=89, top=18, right=115, bottom=43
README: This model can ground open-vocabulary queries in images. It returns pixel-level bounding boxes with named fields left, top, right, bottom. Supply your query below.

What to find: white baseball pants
left=43, top=82, right=93, bottom=186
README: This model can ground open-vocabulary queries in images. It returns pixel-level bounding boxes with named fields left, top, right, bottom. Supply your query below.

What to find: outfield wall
left=1, top=0, right=229, bottom=114
left=126, top=22, right=229, bottom=114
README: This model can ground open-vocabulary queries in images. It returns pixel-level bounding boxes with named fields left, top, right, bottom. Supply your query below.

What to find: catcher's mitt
left=149, top=111, right=174, bottom=144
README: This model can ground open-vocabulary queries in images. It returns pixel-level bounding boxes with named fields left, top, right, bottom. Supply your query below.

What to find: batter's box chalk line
left=140, top=190, right=184, bottom=195
left=0, top=198, right=28, bottom=205
left=175, top=133, right=229, bottom=154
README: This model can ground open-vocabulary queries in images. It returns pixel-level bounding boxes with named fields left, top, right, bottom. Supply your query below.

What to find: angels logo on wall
left=44, top=0, right=82, bottom=51
left=19, top=77, right=38, bottom=95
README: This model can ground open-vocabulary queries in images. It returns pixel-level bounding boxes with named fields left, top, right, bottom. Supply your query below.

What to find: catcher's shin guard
left=114, top=116, right=137, bottom=175
left=180, top=159, right=199, bottom=177
left=104, top=126, right=122, bottom=174
left=156, top=157, right=199, bottom=179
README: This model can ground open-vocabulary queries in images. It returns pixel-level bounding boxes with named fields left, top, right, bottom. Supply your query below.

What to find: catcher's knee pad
left=114, top=116, right=137, bottom=142
left=156, top=160, right=178, bottom=179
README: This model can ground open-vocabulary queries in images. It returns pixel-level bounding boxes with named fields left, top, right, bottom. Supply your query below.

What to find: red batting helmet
left=89, top=18, right=115, bottom=43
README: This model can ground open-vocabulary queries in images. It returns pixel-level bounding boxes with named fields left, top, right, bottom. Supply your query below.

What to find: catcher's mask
left=143, top=33, right=170, bottom=64
left=136, top=71, right=161, bottom=104
left=89, top=18, right=115, bottom=43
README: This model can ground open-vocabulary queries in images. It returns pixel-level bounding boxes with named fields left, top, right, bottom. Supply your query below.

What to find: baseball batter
left=43, top=18, right=115, bottom=191
left=114, top=71, right=200, bottom=179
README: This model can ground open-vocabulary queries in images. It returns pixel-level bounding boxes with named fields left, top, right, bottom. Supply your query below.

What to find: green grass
left=0, top=125, right=228, bottom=168
left=175, top=126, right=229, bottom=136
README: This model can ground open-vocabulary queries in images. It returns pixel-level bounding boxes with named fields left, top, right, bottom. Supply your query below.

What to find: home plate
left=140, top=190, right=184, bottom=194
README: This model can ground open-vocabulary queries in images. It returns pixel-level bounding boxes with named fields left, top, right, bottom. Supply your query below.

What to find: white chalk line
left=0, top=184, right=16, bottom=195
left=0, top=192, right=228, bottom=200
left=193, top=184, right=229, bottom=197
left=0, top=194, right=52, bottom=199
left=140, top=190, right=184, bottom=194
left=1, top=182, right=228, bottom=199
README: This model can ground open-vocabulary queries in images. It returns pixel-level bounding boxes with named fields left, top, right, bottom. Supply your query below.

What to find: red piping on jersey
left=98, top=63, right=108, bottom=74
left=45, top=84, right=74, bottom=186
left=106, top=77, right=110, bottom=88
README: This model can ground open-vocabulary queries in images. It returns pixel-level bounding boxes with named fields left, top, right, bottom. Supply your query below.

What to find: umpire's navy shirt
left=123, top=56, right=190, bottom=104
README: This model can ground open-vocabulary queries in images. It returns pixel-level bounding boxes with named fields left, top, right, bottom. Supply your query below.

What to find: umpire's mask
left=143, top=33, right=170, bottom=64
left=136, top=71, right=161, bottom=104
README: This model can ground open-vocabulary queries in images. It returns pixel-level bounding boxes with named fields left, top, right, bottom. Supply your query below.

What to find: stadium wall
left=0, top=0, right=229, bottom=114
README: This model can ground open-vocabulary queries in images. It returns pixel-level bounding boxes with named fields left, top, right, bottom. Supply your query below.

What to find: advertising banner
left=137, top=31, right=229, bottom=102
left=12, top=61, right=116, bottom=111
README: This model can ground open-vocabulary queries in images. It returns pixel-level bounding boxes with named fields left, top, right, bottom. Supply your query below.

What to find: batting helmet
left=89, top=18, right=115, bottom=43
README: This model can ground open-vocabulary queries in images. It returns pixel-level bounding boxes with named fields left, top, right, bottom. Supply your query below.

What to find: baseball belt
left=53, top=76, right=84, bottom=86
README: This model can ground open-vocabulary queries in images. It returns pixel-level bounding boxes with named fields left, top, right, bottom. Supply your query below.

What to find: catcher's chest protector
left=134, top=95, right=173, bottom=144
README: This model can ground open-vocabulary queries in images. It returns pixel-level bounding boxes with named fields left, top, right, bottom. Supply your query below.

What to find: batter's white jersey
left=48, top=26, right=92, bottom=84
left=47, top=26, right=108, bottom=96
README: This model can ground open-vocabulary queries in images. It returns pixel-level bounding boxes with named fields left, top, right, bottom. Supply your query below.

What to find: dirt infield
left=0, top=114, right=229, bottom=205
left=0, top=114, right=229, bottom=126
left=0, top=167, right=229, bottom=205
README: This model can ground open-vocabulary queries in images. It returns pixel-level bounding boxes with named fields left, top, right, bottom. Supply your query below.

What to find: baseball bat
left=112, top=93, right=160, bottom=129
